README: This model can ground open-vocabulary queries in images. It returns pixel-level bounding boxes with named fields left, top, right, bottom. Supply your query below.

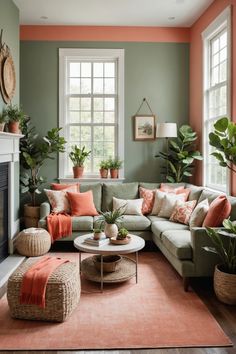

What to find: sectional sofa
left=39, top=182, right=236, bottom=290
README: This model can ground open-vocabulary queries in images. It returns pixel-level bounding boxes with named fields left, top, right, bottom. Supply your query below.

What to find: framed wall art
left=133, top=115, right=156, bottom=141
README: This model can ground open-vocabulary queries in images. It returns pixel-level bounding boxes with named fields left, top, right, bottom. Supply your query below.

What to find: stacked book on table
left=84, top=235, right=110, bottom=246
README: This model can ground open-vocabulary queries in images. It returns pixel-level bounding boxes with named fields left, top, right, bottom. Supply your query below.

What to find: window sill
left=59, top=177, right=125, bottom=183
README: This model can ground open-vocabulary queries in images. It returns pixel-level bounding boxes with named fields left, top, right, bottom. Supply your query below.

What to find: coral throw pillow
left=170, top=200, right=197, bottom=225
left=45, top=185, right=77, bottom=213
left=139, top=187, right=156, bottom=214
left=189, top=199, right=209, bottom=228
left=160, top=184, right=190, bottom=201
left=67, top=191, right=98, bottom=216
left=203, top=195, right=231, bottom=227
left=51, top=183, right=80, bottom=192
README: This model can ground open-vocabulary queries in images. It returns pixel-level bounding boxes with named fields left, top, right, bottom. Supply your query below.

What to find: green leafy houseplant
left=99, top=159, right=109, bottom=178
left=69, top=145, right=91, bottom=178
left=98, top=206, right=125, bottom=238
left=6, top=104, right=25, bottom=134
left=117, top=227, right=129, bottom=240
left=209, top=117, right=236, bottom=173
left=20, top=117, right=66, bottom=206
left=156, top=125, right=203, bottom=182
left=107, top=157, right=123, bottom=179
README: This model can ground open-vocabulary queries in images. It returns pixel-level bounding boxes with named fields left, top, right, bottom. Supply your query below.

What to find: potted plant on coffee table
left=98, top=207, right=125, bottom=238
left=99, top=160, right=109, bottom=178
left=6, top=104, right=25, bottom=134
left=69, top=145, right=91, bottom=178
left=107, top=157, right=123, bottom=179
left=204, top=219, right=236, bottom=304
left=0, top=109, right=8, bottom=132
left=20, top=117, right=66, bottom=227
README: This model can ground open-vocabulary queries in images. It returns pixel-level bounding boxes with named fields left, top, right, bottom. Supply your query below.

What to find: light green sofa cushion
left=80, top=183, right=102, bottom=212
left=185, top=184, right=204, bottom=202
left=198, top=189, right=220, bottom=204
left=161, top=230, right=192, bottom=260
left=147, top=215, right=167, bottom=222
left=151, top=220, right=189, bottom=239
left=102, top=182, right=139, bottom=211
left=94, top=215, right=151, bottom=231
left=139, top=182, right=160, bottom=190
left=39, top=216, right=94, bottom=231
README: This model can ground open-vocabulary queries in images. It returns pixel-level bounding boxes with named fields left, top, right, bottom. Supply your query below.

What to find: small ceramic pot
left=99, top=168, right=108, bottom=178
left=104, top=223, right=118, bottom=238
left=73, top=166, right=84, bottom=178
left=8, top=121, right=20, bottom=134
left=93, top=231, right=103, bottom=240
left=110, top=169, right=119, bottom=178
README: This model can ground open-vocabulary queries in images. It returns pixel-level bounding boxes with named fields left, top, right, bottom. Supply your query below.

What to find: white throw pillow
left=151, top=190, right=167, bottom=215
left=113, top=197, right=143, bottom=215
left=158, top=193, right=186, bottom=218
left=44, top=185, right=77, bottom=213
left=189, top=198, right=209, bottom=228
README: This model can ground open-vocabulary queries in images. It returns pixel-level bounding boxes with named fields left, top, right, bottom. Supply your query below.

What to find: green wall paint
left=0, top=0, right=19, bottom=110
left=20, top=41, right=189, bottom=184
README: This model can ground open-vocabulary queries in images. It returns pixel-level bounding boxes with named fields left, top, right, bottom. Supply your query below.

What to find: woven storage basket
left=16, top=228, right=51, bottom=256
left=214, top=265, right=236, bottom=305
left=7, top=258, right=81, bottom=322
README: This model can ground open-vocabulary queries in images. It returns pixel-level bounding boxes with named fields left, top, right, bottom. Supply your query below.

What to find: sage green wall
left=20, top=41, right=189, bottom=183
left=0, top=0, right=19, bottom=221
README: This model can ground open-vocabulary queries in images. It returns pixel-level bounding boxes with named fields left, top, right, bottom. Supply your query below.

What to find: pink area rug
left=0, top=252, right=232, bottom=350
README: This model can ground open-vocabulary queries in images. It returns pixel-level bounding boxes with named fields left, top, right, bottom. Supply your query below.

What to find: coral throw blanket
left=20, top=256, right=69, bottom=308
left=47, top=212, right=72, bottom=242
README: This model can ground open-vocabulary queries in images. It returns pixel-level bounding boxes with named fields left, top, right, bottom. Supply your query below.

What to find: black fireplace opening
left=0, top=163, right=8, bottom=263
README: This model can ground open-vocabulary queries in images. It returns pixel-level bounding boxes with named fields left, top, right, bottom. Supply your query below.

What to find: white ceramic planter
left=104, top=223, right=118, bottom=238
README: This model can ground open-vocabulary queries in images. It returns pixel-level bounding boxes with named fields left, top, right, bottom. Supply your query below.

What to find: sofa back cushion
left=198, top=189, right=220, bottom=204
left=79, top=183, right=102, bottom=212
left=139, top=182, right=160, bottom=190
left=185, top=184, right=204, bottom=202
left=102, top=182, right=139, bottom=211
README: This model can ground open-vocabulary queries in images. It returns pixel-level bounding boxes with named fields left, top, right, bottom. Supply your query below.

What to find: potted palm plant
left=99, top=159, right=109, bottom=178
left=107, top=157, right=123, bottom=179
left=98, top=207, right=124, bottom=238
left=69, top=145, right=91, bottom=178
left=0, top=109, right=8, bottom=132
left=20, top=117, right=66, bottom=227
left=6, top=104, right=25, bottom=134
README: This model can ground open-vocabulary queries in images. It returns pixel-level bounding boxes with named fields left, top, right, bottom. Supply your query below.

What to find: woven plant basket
left=16, top=228, right=51, bottom=257
left=93, top=255, right=122, bottom=273
left=214, top=265, right=236, bottom=305
left=7, top=259, right=81, bottom=322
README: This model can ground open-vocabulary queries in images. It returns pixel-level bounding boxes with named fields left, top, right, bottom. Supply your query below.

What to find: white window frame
left=59, top=48, right=124, bottom=179
left=202, top=6, right=231, bottom=194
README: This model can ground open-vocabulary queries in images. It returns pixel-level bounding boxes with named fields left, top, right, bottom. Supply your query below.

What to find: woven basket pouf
left=16, top=228, right=51, bottom=256
left=7, top=258, right=81, bottom=322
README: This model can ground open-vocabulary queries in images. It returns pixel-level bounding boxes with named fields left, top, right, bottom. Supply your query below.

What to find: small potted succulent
left=98, top=207, right=125, bottom=238
left=99, top=160, right=109, bottom=178
left=93, top=227, right=104, bottom=240
left=117, top=228, right=129, bottom=240
left=69, top=145, right=91, bottom=178
left=6, top=104, right=25, bottom=134
left=0, top=109, right=8, bottom=132
left=107, top=157, right=123, bottom=178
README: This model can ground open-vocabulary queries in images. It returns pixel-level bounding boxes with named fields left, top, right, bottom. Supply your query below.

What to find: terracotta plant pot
left=0, top=122, right=5, bottom=132
left=93, top=231, right=104, bottom=240
left=110, top=169, right=119, bottom=179
left=99, top=168, right=108, bottom=178
left=73, top=166, right=84, bottom=178
left=8, top=121, right=20, bottom=134
left=24, top=204, right=40, bottom=228
left=214, top=264, right=236, bottom=305
left=104, top=223, right=118, bottom=238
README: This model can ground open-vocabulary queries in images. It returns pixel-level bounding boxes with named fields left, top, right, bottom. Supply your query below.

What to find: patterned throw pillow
left=189, top=199, right=209, bottom=228
left=170, top=200, right=197, bottom=225
left=44, top=185, right=77, bottom=213
left=139, top=187, right=156, bottom=214
left=158, top=193, right=186, bottom=218
left=113, top=197, right=143, bottom=215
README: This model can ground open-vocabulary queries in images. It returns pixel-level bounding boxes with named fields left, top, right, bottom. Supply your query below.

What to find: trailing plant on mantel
left=156, top=125, right=203, bottom=183
left=20, top=117, right=66, bottom=206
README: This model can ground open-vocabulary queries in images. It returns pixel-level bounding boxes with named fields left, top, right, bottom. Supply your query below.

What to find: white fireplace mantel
left=0, top=131, right=24, bottom=253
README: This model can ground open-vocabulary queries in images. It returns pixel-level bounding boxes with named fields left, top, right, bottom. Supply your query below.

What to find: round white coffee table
left=74, top=234, right=145, bottom=292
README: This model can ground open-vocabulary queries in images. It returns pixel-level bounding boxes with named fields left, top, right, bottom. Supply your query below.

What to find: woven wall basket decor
left=0, top=30, right=16, bottom=104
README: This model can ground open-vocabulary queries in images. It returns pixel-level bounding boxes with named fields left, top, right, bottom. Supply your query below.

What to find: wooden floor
left=0, top=261, right=236, bottom=354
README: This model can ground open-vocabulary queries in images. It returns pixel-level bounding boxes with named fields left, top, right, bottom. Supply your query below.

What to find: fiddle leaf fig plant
left=156, top=125, right=203, bottom=182
left=209, top=117, right=236, bottom=173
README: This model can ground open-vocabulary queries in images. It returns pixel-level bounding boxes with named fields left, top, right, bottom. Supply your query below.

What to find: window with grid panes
left=59, top=49, right=124, bottom=178
left=203, top=8, right=231, bottom=192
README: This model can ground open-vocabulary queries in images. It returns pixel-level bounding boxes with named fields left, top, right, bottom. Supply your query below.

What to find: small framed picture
left=133, top=115, right=156, bottom=141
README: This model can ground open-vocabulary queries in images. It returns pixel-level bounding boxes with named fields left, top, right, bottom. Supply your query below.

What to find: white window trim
left=59, top=48, right=125, bottom=179
left=202, top=6, right=231, bottom=194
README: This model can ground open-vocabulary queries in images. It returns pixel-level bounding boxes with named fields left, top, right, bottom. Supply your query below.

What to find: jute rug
left=0, top=252, right=232, bottom=350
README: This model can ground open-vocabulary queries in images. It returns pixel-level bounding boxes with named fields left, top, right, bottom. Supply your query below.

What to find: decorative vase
left=24, top=204, right=40, bottom=228
left=8, top=121, right=20, bottom=134
left=104, top=223, right=118, bottom=238
left=93, top=231, right=104, bottom=240
left=73, top=166, right=84, bottom=178
left=0, top=122, right=5, bottom=132
left=99, top=168, right=108, bottom=178
left=214, top=264, right=236, bottom=305
left=110, top=169, right=119, bottom=178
